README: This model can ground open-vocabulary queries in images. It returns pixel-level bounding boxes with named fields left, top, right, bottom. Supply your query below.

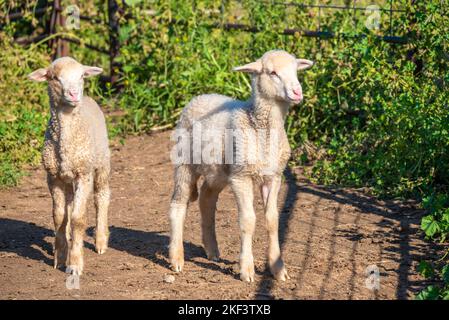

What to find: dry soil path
left=0, top=131, right=440, bottom=299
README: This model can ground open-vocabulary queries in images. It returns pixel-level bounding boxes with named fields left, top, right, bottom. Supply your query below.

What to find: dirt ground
left=0, top=131, right=442, bottom=300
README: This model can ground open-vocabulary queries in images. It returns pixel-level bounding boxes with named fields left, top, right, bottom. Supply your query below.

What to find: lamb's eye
left=270, top=71, right=277, bottom=77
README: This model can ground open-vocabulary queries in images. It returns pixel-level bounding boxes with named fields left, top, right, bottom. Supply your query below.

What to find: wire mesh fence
left=212, top=0, right=409, bottom=43
left=0, top=0, right=411, bottom=86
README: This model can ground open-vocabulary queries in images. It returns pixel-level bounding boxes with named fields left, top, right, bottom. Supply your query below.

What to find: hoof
left=205, top=248, right=220, bottom=262
left=240, top=262, right=255, bottom=283
left=270, top=259, right=290, bottom=281
left=170, top=257, right=184, bottom=273
left=95, top=243, right=108, bottom=255
left=66, top=265, right=83, bottom=276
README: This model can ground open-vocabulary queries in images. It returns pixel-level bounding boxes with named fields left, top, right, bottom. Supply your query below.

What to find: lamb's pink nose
left=293, top=88, right=302, bottom=98
left=68, top=90, right=79, bottom=101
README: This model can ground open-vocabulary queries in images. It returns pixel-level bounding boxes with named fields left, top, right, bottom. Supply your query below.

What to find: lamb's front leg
left=169, top=165, right=196, bottom=272
left=66, top=174, right=92, bottom=276
left=48, top=175, right=69, bottom=269
left=262, top=176, right=289, bottom=281
left=231, top=176, right=256, bottom=282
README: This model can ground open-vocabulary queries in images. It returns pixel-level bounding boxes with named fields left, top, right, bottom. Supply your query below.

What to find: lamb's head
left=28, top=57, right=103, bottom=107
left=233, top=50, right=313, bottom=105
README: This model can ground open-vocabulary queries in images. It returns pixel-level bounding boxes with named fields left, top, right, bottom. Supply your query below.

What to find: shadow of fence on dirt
left=0, top=218, right=53, bottom=267
left=292, top=185, right=441, bottom=299
left=316, top=203, right=344, bottom=299
left=253, top=168, right=441, bottom=299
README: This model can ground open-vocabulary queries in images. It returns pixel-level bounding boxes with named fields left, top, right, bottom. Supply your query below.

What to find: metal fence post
left=50, top=0, right=69, bottom=59
left=108, top=0, right=120, bottom=88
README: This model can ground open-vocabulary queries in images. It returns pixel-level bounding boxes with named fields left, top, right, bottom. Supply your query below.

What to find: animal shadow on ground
left=86, top=226, right=238, bottom=278
left=0, top=217, right=97, bottom=270
left=0, top=217, right=236, bottom=278
left=0, top=218, right=53, bottom=267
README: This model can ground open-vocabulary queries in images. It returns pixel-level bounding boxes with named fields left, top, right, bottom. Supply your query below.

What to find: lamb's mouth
left=288, top=97, right=302, bottom=104
left=63, top=97, right=80, bottom=106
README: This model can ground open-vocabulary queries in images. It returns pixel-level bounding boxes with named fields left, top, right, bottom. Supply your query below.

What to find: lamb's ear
left=83, top=66, right=103, bottom=78
left=27, top=68, right=48, bottom=82
left=233, top=60, right=262, bottom=74
left=297, top=59, right=314, bottom=70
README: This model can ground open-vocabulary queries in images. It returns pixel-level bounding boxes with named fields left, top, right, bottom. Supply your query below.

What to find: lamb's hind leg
left=67, top=174, right=92, bottom=276
left=231, top=176, right=256, bottom=282
left=199, top=182, right=225, bottom=261
left=169, top=165, right=197, bottom=272
left=262, top=176, right=289, bottom=281
left=48, top=175, right=69, bottom=268
left=94, top=167, right=110, bottom=254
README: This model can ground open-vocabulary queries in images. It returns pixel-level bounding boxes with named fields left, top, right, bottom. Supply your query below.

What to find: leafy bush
left=0, top=32, right=50, bottom=187
left=309, top=2, right=449, bottom=199
left=416, top=261, right=449, bottom=300
left=417, top=193, right=449, bottom=299
left=421, top=194, right=449, bottom=241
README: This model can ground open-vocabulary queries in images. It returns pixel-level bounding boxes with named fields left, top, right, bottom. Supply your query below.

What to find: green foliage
left=418, top=261, right=435, bottom=279
left=309, top=2, right=449, bottom=198
left=421, top=194, right=449, bottom=240
left=418, top=192, right=449, bottom=300
left=0, top=32, right=50, bottom=187
left=416, top=260, right=449, bottom=300
left=105, top=0, right=319, bottom=134
left=415, top=285, right=442, bottom=300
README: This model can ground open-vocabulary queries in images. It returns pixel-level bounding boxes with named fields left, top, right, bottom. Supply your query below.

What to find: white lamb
left=168, top=49, right=314, bottom=282
left=28, top=57, right=110, bottom=276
